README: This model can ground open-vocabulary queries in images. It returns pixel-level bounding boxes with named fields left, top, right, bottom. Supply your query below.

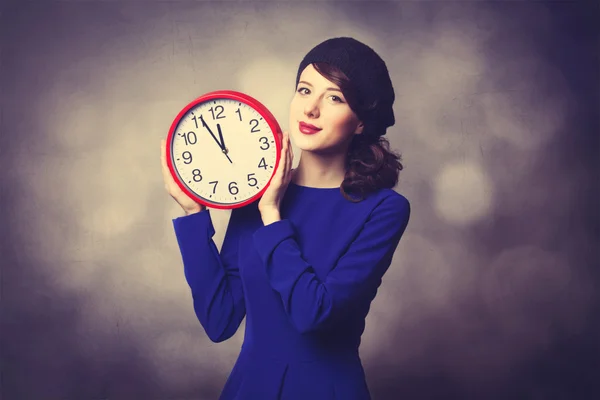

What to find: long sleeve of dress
left=251, top=195, right=410, bottom=334
left=173, top=208, right=246, bottom=343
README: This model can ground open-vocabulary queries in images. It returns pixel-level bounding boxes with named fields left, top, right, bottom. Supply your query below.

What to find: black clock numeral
left=192, top=169, right=202, bottom=182
left=258, top=157, right=268, bottom=170
left=247, top=173, right=258, bottom=187
left=229, top=182, right=239, bottom=195
left=249, top=119, right=260, bottom=133
left=206, top=181, right=244, bottom=196
left=209, top=105, right=225, bottom=120
left=182, top=151, right=192, bottom=164
left=201, top=175, right=260, bottom=197
left=259, top=137, right=270, bottom=150
left=191, top=115, right=199, bottom=129
left=235, top=108, right=242, bottom=121
left=180, top=131, right=197, bottom=146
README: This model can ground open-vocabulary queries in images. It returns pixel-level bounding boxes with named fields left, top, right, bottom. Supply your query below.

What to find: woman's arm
left=252, top=195, right=410, bottom=334
left=173, top=207, right=246, bottom=342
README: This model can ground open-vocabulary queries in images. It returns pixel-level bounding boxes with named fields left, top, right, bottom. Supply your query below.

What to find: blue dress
left=172, top=182, right=411, bottom=399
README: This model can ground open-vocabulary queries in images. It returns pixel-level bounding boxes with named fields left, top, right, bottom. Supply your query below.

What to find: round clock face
left=166, top=91, right=282, bottom=210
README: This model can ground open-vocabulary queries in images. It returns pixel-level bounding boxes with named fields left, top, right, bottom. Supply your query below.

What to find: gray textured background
left=1, top=1, right=598, bottom=399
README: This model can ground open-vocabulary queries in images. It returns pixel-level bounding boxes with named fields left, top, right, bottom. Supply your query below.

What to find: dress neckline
left=288, top=169, right=342, bottom=191
left=289, top=181, right=340, bottom=191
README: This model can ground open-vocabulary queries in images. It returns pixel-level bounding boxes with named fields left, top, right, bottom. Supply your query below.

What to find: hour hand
left=217, top=124, right=233, bottom=164
left=217, top=123, right=226, bottom=151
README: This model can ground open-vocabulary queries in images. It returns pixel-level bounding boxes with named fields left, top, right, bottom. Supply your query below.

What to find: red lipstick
left=299, top=121, right=322, bottom=135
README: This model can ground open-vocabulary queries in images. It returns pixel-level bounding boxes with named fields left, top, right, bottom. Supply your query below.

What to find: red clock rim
left=166, top=90, right=284, bottom=210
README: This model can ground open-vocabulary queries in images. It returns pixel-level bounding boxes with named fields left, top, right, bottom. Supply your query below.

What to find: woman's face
left=289, top=64, right=363, bottom=154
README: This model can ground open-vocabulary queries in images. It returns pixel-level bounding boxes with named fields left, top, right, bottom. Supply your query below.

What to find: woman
left=161, top=37, right=411, bottom=400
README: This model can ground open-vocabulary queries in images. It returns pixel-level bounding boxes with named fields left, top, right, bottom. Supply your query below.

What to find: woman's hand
left=161, top=139, right=205, bottom=215
left=258, top=131, right=294, bottom=214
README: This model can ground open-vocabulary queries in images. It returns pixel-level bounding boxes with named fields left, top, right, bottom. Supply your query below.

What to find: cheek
left=327, top=111, right=357, bottom=134
left=289, top=98, right=298, bottom=126
left=289, top=95, right=302, bottom=114
left=289, top=102, right=299, bottom=124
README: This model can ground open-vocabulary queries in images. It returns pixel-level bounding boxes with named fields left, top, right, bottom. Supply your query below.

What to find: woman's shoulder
left=367, top=187, right=410, bottom=210
left=341, top=188, right=409, bottom=227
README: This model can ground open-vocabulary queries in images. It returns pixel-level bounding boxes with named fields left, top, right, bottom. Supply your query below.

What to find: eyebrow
left=298, top=80, right=342, bottom=93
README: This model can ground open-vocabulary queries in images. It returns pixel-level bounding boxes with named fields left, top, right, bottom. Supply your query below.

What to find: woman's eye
left=297, top=87, right=309, bottom=94
left=331, top=95, right=343, bottom=103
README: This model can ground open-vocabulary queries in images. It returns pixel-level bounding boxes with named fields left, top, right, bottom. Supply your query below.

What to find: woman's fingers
left=279, top=133, right=287, bottom=181
left=285, top=132, right=292, bottom=180
left=161, top=139, right=178, bottom=192
left=160, top=139, right=203, bottom=212
left=284, top=132, right=289, bottom=179
left=160, top=140, right=170, bottom=184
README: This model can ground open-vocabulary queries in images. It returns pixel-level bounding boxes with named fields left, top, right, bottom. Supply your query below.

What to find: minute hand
left=199, top=115, right=233, bottom=164
left=199, top=115, right=223, bottom=149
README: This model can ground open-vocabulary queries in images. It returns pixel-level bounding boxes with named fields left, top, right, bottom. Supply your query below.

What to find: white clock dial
left=171, top=98, right=278, bottom=206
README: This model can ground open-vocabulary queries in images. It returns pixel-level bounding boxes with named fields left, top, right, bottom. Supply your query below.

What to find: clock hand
left=199, top=115, right=233, bottom=164
left=217, top=124, right=233, bottom=164
left=199, top=115, right=224, bottom=150
left=217, top=123, right=226, bottom=151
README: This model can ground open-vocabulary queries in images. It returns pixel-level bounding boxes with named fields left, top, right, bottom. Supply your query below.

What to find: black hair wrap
left=295, top=37, right=395, bottom=138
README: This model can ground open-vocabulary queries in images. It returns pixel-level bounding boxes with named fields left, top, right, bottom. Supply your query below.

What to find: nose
left=303, top=97, right=320, bottom=119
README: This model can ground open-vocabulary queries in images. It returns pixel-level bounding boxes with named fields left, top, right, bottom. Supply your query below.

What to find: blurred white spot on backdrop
left=433, top=161, right=494, bottom=225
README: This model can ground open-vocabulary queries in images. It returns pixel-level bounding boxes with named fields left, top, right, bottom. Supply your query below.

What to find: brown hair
left=312, top=62, right=405, bottom=202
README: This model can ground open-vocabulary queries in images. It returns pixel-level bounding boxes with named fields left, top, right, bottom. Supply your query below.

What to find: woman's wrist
left=185, top=205, right=205, bottom=215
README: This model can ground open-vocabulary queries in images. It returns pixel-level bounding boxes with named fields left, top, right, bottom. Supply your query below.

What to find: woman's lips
left=299, top=121, right=322, bottom=135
